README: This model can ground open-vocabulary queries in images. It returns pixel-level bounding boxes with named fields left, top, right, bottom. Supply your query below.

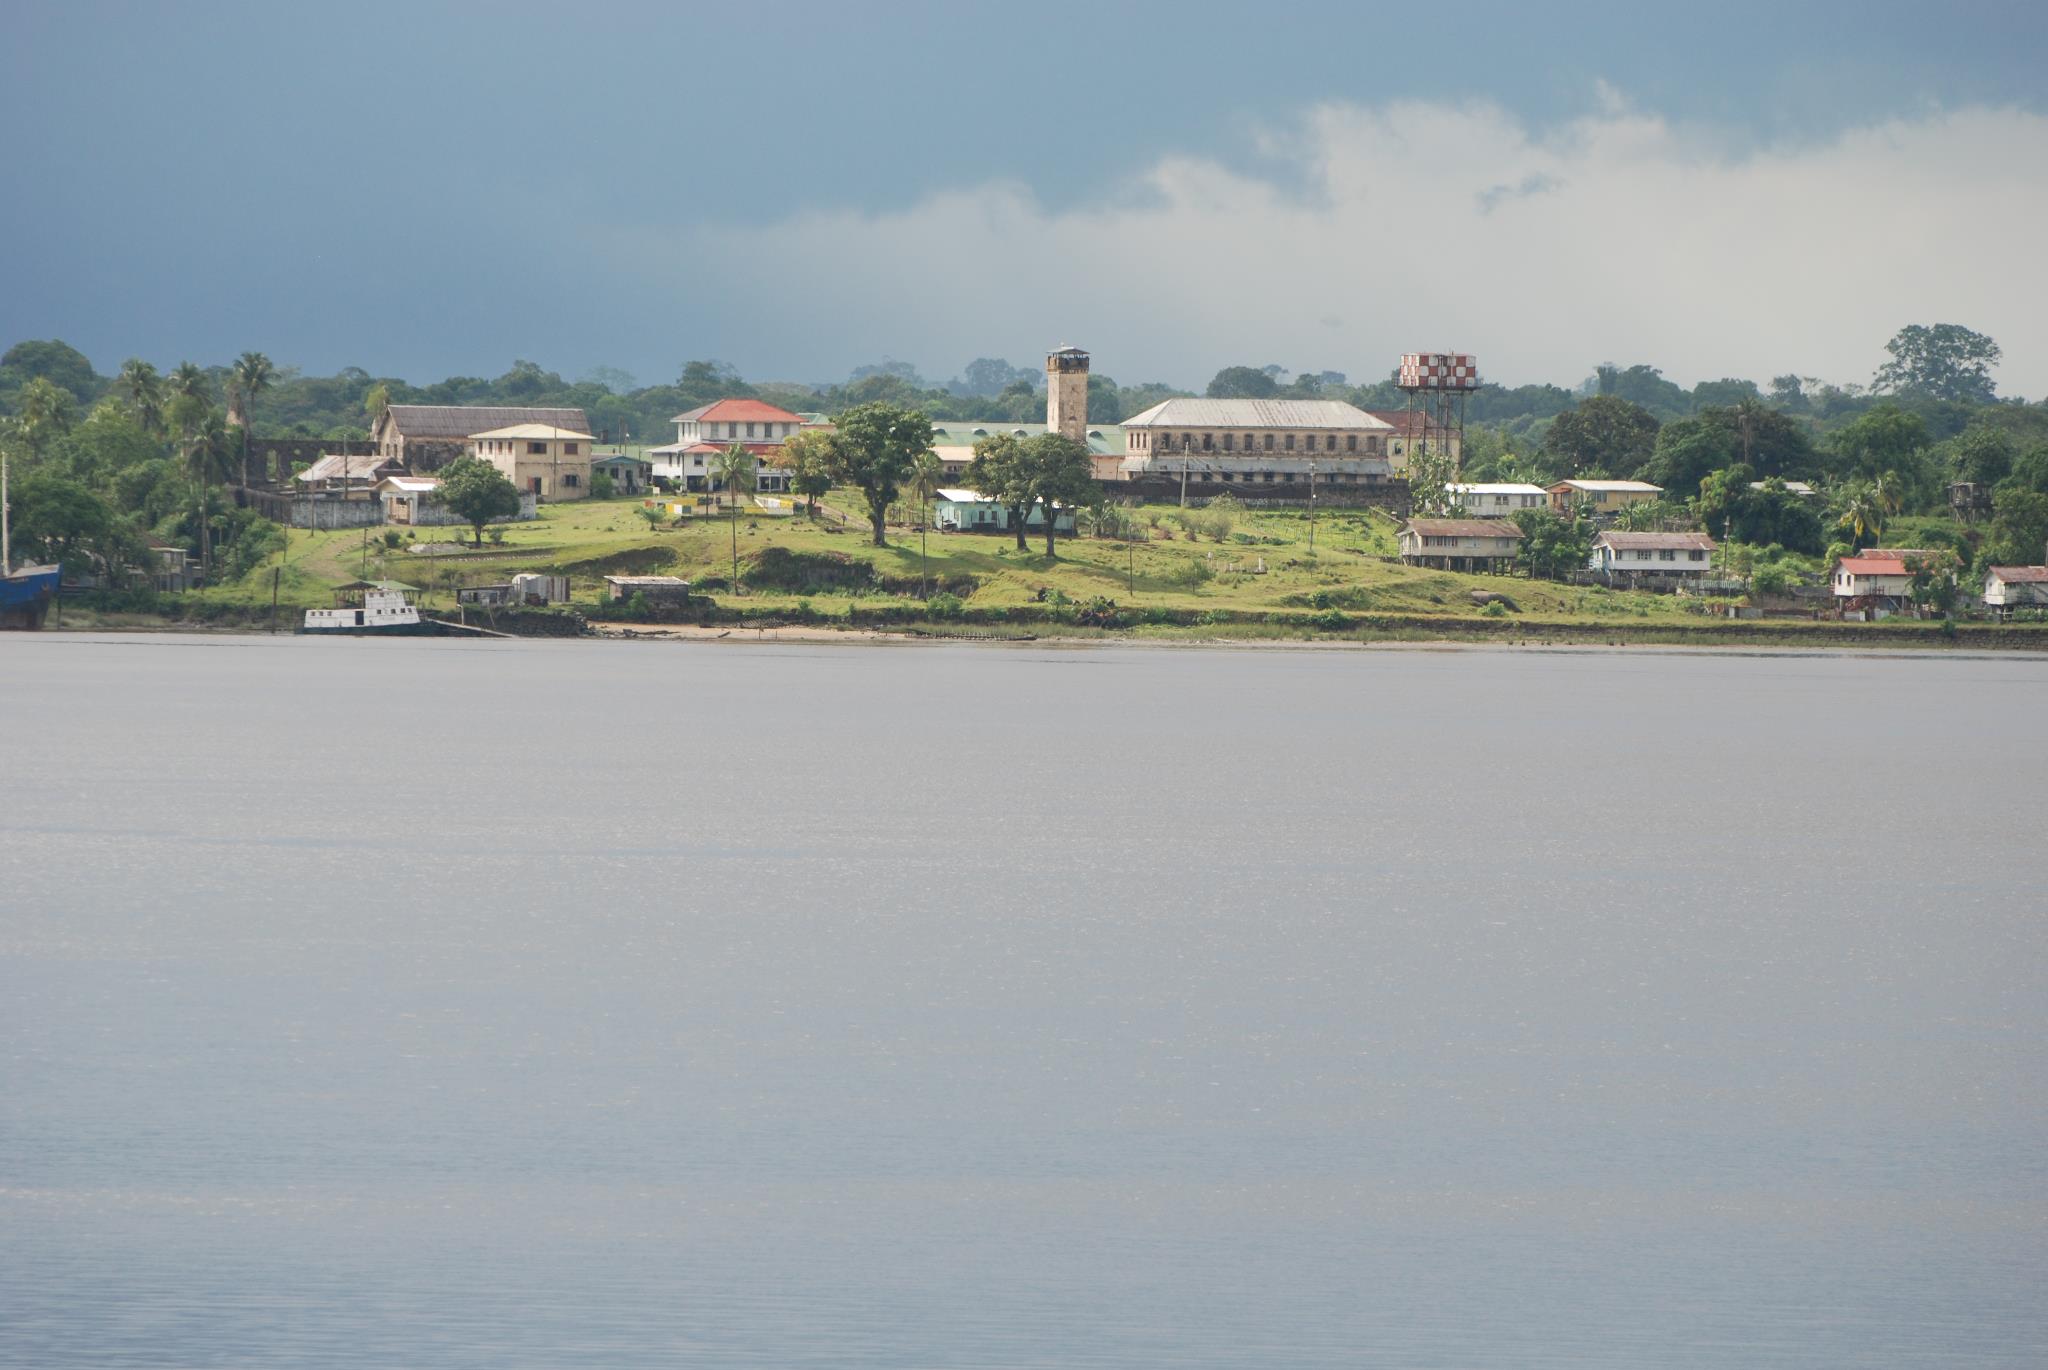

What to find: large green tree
left=773, top=428, right=835, bottom=516
left=12, top=377, right=76, bottom=463
left=0, top=339, right=100, bottom=406
left=1517, top=506, right=1595, bottom=581
left=1542, top=396, right=1660, bottom=477
left=11, top=470, right=111, bottom=574
left=436, top=456, right=523, bottom=548
left=1023, top=432, right=1094, bottom=558
left=828, top=402, right=932, bottom=547
left=1872, top=324, right=2000, bottom=404
left=1206, top=366, right=1281, bottom=399
left=1981, top=488, right=2048, bottom=569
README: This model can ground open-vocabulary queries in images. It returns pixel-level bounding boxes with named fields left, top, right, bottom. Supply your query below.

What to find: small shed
left=604, top=575, right=695, bottom=604
left=931, top=488, right=1075, bottom=534
left=591, top=453, right=652, bottom=495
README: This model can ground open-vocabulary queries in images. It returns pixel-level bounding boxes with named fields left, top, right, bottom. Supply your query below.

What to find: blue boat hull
left=0, top=566, right=60, bottom=630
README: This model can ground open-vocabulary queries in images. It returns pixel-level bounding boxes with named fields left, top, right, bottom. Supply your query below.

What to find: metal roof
left=1403, top=519, right=1526, bottom=538
left=1448, top=483, right=1548, bottom=495
left=384, top=405, right=590, bottom=440
left=1594, top=531, right=1717, bottom=550
left=1121, top=398, right=1391, bottom=431
left=1552, top=479, right=1664, bottom=493
left=670, top=398, right=807, bottom=425
left=469, top=422, right=597, bottom=441
left=1987, top=566, right=2048, bottom=583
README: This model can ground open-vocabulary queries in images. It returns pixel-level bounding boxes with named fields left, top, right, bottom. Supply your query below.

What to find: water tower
left=1396, top=352, right=1480, bottom=475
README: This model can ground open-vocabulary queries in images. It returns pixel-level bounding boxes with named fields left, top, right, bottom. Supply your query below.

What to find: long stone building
left=1114, top=397, right=1397, bottom=494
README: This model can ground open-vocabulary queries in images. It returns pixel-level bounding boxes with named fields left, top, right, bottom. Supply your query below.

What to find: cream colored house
left=468, top=423, right=594, bottom=501
left=1548, top=479, right=1664, bottom=514
left=1118, top=398, right=1395, bottom=489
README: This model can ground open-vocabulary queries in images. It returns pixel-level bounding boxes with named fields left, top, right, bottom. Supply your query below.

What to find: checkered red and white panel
left=1398, top=353, right=1480, bottom=388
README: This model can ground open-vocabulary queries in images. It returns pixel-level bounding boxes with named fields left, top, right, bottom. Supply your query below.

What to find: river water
left=2, top=633, right=2044, bottom=1368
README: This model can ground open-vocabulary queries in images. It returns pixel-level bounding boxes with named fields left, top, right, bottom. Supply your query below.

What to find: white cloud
left=621, top=95, right=2048, bottom=394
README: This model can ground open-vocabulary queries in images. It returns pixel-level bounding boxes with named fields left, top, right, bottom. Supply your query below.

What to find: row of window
left=1177, top=470, right=1382, bottom=485
left=692, top=421, right=795, bottom=440
left=477, top=439, right=579, bottom=456
left=1621, top=549, right=1708, bottom=562
left=1135, top=431, right=1381, bottom=455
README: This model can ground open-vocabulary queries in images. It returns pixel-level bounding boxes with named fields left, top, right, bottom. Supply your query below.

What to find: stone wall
left=1102, top=477, right=1410, bottom=515
left=245, top=438, right=374, bottom=486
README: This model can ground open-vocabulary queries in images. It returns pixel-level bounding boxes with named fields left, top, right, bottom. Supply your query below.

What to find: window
left=563, top=473, right=580, bottom=488
left=1264, top=433, right=1275, bottom=451
left=1222, top=433, right=1234, bottom=451
left=1689, top=550, right=1707, bottom=562
left=1202, top=433, right=1213, bottom=452
left=564, top=442, right=578, bottom=455
left=1659, top=549, right=1676, bottom=562
left=1637, top=550, right=1654, bottom=561
left=528, top=441, right=547, bottom=455
left=1346, top=435, right=1357, bottom=452
left=1283, top=472, right=1296, bottom=483
left=1243, top=433, right=1252, bottom=450
left=746, top=423, right=757, bottom=438
left=1284, top=434, right=1295, bottom=451
left=1262, top=471, right=1275, bottom=483
left=1326, top=435, right=1338, bottom=452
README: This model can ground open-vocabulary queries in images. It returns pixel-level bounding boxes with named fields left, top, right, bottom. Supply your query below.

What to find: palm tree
left=1838, top=481, right=1886, bottom=548
left=906, top=449, right=944, bottom=599
left=711, top=442, right=754, bottom=592
left=12, top=377, right=75, bottom=462
left=119, top=359, right=166, bottom=436
left=169, top=361, right=210, bottom=403
left=176, top=403, right=234, bottom=578
left=225, top=352, right=275, bottom=486
left=1874, top=469, right=1906, bottom=518
left=1731, top=395, right=1768, bottom=468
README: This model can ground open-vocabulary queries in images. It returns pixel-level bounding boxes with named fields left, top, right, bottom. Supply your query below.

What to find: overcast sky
left=5, top=0, right=2046, bottom=395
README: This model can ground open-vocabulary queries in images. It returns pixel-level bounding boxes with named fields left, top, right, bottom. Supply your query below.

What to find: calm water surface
left=2, top=634, right=2044, bottom=1367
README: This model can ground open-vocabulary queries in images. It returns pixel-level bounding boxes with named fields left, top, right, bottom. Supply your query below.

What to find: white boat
left=301, top=586, right=436, bottom=635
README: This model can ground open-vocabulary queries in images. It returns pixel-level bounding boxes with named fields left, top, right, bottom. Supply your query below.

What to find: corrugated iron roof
left=1403, top=519, right=1526, bottom=538
left=384, top=405, right=590, bottom=439
left=468, top=422, right=596, bottom=441
left=1594, top=531, right=1717, bottom=550
left=1988, top=566, right=2048, bottom=583
left=1121, top=398, right=1392, bottom=430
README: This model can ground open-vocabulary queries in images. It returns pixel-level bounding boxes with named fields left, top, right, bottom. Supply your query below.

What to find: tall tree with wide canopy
left=1872, top=324, right=2001, bottom=405
left=437, top=456, right=522, bottom=548
left=827, top=402, right=932, bottom=547
left=1542, top=396, right=1660, bottom=478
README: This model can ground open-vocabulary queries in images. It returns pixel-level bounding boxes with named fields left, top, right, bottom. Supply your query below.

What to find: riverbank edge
left=36, top=605, right=2048, bottom=653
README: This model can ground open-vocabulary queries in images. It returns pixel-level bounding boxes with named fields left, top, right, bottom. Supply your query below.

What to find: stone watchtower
left=1046, top=346, right=1089, bottom=442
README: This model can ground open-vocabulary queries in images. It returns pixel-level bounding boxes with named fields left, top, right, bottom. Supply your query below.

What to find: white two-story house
left=647, top=398, right=807, bottom=494
left=1447, top=483, right=1548, bottom=518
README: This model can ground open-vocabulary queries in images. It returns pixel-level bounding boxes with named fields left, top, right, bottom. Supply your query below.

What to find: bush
left=485, top=525, right=506, bottom=545
left=1169, top=559, right=1213, bottom=589
left=382, top=530, right=404, bottom=549
left=1311, top=608, right=1350, bottom=630
left=590, top=472, right=615, bottom=500
left=925, top=591, right=965, bottom=621
left=1482, top=600, right=1509, bottom=618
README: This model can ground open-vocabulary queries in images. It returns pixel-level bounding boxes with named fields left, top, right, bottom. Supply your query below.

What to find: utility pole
left=1179, top=437, right=1190, bottom=508
left=1308, top=460, right=1317, bottom=554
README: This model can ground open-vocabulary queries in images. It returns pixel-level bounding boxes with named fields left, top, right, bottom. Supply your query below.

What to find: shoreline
left=30, top=615, right=2048, bottom=660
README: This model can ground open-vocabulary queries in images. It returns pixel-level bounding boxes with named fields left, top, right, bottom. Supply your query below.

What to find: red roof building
left=651, top=397, right=809, bottom=493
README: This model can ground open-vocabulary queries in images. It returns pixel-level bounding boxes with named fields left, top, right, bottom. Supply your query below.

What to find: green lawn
left=168, top=495, right=1728, bottom=628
